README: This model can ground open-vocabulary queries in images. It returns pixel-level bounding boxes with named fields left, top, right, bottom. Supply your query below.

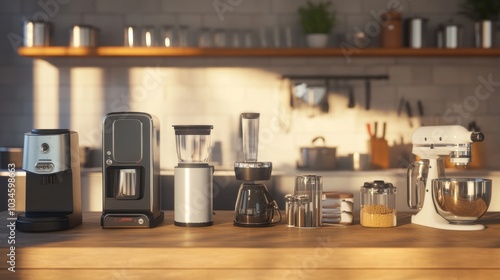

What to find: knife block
left=368, top=138, right=390, bottom=169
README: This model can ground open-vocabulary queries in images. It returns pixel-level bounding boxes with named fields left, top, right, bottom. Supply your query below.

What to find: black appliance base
left=233, top=221, right=274, bottom=227
left=101, top=211, right=164, bottom=228
left=16, top=213, right=81, bottom=232
left=174, top=221, right=213, bottom=227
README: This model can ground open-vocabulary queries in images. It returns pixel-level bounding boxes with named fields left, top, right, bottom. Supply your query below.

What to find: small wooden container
left=369, top=138, right=390, bottom=169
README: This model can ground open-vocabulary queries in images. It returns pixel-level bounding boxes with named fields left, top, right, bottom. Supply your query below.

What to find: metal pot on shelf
left=297, top=136, right=336, bottom=170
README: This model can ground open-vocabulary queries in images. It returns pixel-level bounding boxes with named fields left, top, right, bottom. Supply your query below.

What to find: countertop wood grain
left=1, top=211, right=500, bottom=279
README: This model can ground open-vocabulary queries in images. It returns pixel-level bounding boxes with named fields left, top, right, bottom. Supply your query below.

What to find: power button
left=40, top=143, right=50, bottom=153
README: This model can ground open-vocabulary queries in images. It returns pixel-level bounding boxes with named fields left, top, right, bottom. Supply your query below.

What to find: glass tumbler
left=141, top=26, right=156, bottom=47
left=294, top=175, right=323, bottom=227
left=124, top=26, right=139, bottom=47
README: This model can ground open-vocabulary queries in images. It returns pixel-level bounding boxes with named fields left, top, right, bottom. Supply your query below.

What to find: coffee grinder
left=173, top=125, right=214, bottom=227
left=101, top=112, right=164, bottom=228
left=16, top=129, right=82, bottom=232
left=234, top=113, right=281, bottom=227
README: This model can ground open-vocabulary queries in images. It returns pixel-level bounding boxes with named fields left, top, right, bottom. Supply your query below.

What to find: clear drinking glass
left=241, top=113, right=260, bottom=162
left=178, top=25, right=189, bottom=47
left=294, top=175, right=323, bottom=227
left=124, top=26, right=138, bottom=47
left=161, top=26, right=175, bottom=47
left=213, top=29, right=226, bottom=47
left=141, top=26, right=156, bottom=47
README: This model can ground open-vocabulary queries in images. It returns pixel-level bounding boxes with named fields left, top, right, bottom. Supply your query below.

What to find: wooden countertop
left=2, top=211, right=500, bottom=279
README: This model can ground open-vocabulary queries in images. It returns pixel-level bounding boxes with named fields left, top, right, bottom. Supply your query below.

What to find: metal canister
left=475, top=20, right=493, bottom=48
left=360, top=180, right=397, bottom=227
left=404, top=17, right=427, bottom=48
left=437, top=24, right=462, bottom=49
left=70, top=25, right=97, bottom=47
left=23, top=20, right=51, bottom=47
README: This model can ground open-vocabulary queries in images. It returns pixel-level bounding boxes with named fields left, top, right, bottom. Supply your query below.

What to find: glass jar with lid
left=360, top=180, right=396, bottom=227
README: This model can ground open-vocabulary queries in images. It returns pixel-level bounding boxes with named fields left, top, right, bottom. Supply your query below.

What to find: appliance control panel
left=102, top=213, right=151, bottom=228
left=35, top=162, right=55, bottom=172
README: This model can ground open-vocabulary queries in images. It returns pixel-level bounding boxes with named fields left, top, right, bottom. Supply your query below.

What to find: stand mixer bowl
left=432, top=178, right=492, bottom=224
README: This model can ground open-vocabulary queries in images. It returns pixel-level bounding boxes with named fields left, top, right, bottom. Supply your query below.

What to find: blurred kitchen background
left=1, top=0, right=500, bottom=211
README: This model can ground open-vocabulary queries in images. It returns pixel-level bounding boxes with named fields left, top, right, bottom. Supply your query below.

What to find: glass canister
left=360, top=180, right=396, bottom=227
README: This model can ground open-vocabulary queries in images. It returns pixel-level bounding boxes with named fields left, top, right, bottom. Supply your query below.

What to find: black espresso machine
left=16, top=129, right=82, bottom=232
left=101, top=112, right=164, bottom=228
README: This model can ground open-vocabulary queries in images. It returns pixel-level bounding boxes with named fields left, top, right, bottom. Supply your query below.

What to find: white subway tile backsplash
left=82, top=14, right=124, bottom=46
left=388, top=66, right=413, bottom=85
left=96, top=0, right=160, bottom=13
left=270, top=0, right=299, bottom=14
left=0, top=0, right=21, bottom=13
left=410, top=0, right=463, bottom=14
left=161, top=0, right=216, bottom=14
left=331, top=0, right=362, bottom=14
left=361, top=0, right=410, bottom=13
left=2, top=0, right=500, bottom=169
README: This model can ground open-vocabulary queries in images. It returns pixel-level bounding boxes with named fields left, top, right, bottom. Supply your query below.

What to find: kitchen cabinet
left=17, top=46, right=500, bottom=57
left=1, top=211, right=500, bottom=279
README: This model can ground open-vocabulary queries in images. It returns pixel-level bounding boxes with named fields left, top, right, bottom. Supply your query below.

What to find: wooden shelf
left=17, top=46, right=500, bottom=57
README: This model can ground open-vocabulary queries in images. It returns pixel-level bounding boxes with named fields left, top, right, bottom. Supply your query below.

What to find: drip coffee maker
left=101, top=112, right=164, bottom=228
left=173, top=125, right=214, bottom=227
left=234, top=113, right=281, bottom=227
left=407, top=125, right=492, bottom=231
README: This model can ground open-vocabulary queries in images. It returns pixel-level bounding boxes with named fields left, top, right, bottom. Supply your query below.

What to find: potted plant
left=460, top=0, right=500, bottom=48
left=298, top=1, right=336, bottom=48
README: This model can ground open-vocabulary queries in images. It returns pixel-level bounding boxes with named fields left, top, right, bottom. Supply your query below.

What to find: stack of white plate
left=322, top=192, right=354, bottom=224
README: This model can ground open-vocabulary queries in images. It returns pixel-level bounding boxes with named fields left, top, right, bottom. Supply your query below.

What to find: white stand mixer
left=408, top=125, right=485, bottom=231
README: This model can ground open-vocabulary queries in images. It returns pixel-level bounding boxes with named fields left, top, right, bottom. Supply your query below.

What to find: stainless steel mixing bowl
left=432, top=178, right=492, bottom=224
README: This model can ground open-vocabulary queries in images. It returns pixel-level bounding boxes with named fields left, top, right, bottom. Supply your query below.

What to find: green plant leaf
left=298, top=1, right=336, bottom=34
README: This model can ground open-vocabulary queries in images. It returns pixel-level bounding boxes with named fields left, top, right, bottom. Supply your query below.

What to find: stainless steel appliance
left=101, top=112, right=164, bottom=228
left=173, top=125, right=214, bottom=227
left=16, top=129, right=82, bottom=232
left=233, top=113, right=281, bottom=227
left=407, top=125, right=491, bottom=230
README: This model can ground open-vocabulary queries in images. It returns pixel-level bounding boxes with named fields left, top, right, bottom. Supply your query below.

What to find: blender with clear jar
left=233, top=113, right=281, bottom=227
left=173, top=125, right=214, bottom=227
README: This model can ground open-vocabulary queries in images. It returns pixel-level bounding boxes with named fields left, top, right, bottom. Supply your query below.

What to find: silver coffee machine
left=16, top=129, right=82, bottom=232
left=101, top=112, right=164, bottom=228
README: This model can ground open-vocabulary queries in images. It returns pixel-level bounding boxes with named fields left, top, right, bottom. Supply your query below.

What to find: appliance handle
left=407, top=160, right=428, bottom=209
left=270, top=201, right=282, bottom=224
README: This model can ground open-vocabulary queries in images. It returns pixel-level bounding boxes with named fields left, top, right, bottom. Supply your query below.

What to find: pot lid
left=362, top=180, right=396, bottom=193
left=173, top=125, right=213, bottom=135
